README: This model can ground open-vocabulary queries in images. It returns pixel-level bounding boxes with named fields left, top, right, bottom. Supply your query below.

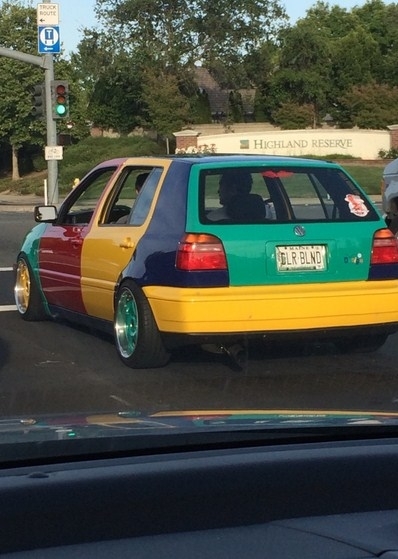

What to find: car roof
left=93, top=154, right=339, bottom=169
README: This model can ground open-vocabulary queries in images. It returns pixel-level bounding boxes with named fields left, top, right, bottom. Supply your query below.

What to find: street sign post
left=30, top=3, right=61, bottom=203
left=37, top=3, right=60, bottom=54
left=38, top=26, right=61, bottom=54
left=45, top=146, right=63, bottom=161
left=36, top=3, right=59, bottom=26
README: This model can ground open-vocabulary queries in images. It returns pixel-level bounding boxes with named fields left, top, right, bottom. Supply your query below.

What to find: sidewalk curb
left=0, top=196, right=65, bottom=212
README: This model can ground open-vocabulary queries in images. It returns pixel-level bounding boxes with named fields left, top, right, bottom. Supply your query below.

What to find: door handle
left=71, top=238, right=83, bottom=246
left=119, top=237, right=135, bottom=249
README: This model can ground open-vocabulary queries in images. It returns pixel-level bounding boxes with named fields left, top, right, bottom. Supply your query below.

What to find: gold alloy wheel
left=14, top=259, right=31, bottom=314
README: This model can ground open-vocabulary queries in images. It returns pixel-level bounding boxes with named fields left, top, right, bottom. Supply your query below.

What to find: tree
left=70, top=1, right=288, bottom=135
left=271, top=21, right=333, bottom=127
left=272, top=1, right=398, bottom=129
left=338, top=83, right=398, bottom=129
left=73, top=30, right=156, bottom=133
left=95, top=0, right=287, bottom=68
left=330, top=27, right=380, bottom=94
left=0, top=2, right=79, bottom=180
left=0, top=2, right=46, bottom=179
left=70, top=0, right=398, bottom=134
left=188, top=88, right=212, bottom=124
left=272, top=102, right=314, bottom=130
left=241, top=41, right=283, bottom=122
left=141, top=68, right=190, bottom=152
left=88, top=57, right=144, bottom=134
left=353, top=0, right=394, bottom=56
left=304, top=1, right=362, bottom=38
left=304, top=1, right=394, bottom=96
left=353, top=0, right=398, bottom=85
left=228, top=91, right=244, bottom=123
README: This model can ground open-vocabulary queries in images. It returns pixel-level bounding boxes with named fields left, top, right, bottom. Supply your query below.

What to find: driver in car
left=207, top=169, right=254, bottom=221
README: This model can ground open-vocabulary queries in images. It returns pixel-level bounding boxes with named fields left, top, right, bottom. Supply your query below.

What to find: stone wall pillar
left=388, top=125, right=398, bottom=150
left=173, top=130, right=200, bottom=152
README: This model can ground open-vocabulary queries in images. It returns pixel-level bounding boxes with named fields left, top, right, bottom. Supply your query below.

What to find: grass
left=0, top=136, right=164, bottom=196
left=0, top=138, right=387, bottom=196
left=342, top=164, right=383, bottom=195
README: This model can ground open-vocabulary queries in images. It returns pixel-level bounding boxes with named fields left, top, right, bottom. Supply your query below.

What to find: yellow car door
left=81, top=159, right=171, bottom=321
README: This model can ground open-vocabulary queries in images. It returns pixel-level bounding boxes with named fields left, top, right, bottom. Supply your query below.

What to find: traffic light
left=51, top=80, right=69, bottom=119
left=32, top=84, right=45, bottom=119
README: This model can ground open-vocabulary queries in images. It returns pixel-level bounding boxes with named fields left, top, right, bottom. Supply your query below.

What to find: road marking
left=110, top=395, right=133, bottom=407
left=0, top=267, right=13, bottom=272
left=0, top=305, right=16, bottom=312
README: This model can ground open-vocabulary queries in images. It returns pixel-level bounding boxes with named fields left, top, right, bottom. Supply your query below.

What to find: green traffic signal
left=51, top=80, right=69, bottom=120
left=56, top=103, right=67, bottom=116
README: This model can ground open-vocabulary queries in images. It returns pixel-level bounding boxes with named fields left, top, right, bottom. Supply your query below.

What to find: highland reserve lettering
left=251, top=139, right=353, bottom=150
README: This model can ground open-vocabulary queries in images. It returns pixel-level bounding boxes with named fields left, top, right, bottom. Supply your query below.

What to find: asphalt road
left=1, top=211, right=398, bottom=419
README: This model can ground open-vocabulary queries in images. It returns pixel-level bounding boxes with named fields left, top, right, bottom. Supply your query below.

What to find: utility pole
left=44, top=54, right=58, bottom=203
left=0, top=48, right=59, bottom=203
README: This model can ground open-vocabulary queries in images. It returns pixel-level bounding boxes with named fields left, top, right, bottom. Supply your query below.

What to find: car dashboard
left=2, top=432, right=398, bottom=558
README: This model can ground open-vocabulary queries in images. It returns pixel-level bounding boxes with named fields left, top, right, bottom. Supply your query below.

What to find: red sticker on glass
left=344, top=194, right=369, bottom=217
left=262, top=170, right=294, bottom=178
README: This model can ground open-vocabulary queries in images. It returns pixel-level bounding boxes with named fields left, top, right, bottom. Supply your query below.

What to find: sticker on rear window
left=344, top=194, right=369, bottom=217
left=262, top=170, right=294, bottom=178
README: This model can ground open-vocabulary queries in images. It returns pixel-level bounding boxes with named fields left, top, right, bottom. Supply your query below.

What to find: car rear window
left=199, top=166, right=379, bottom=224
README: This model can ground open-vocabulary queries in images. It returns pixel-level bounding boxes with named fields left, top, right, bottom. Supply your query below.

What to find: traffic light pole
left=0, top=48, right=59, bottom=203
left=44, top=54, right=58, bottom=204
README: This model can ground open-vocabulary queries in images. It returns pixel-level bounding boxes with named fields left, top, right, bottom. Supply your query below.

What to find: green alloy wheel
left=114, top=280, right=170, bottom=369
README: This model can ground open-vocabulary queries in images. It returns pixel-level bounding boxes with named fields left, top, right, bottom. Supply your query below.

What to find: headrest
left=227, top=193, right=265, bottom=222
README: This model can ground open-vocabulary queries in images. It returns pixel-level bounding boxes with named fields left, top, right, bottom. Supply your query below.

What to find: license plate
left=276, top=245, right=326, bottom=271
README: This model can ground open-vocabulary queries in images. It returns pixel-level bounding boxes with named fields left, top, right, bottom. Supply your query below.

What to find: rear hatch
left=186, top=161, right=385, bottom=286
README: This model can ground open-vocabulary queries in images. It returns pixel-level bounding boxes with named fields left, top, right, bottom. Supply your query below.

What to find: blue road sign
left=38, top=25, right=61, bottom=54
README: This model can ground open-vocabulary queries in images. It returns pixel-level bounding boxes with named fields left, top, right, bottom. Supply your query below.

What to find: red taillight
left=176, top=234, right=227, bottom=271
left=371, top=229, right=398, bottom=264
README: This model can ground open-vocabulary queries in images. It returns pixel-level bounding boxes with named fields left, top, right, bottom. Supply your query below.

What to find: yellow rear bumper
left=143, top=281, right=398, bottom=334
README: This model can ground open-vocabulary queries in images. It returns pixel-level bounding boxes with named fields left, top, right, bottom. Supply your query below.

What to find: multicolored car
left=14, top=155, right=398, bottom=368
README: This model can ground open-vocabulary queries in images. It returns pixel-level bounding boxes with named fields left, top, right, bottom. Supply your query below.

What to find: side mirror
left=34, top=205, right=58, bottom=223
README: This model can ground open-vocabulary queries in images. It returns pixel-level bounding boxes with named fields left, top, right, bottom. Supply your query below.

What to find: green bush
left=58, top=136, right=164, bottom=191
left=32, top=154, right=47, bottom=172
left=378, top=147, right=398, bottom=159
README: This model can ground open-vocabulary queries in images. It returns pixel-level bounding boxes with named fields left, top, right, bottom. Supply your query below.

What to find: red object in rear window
left=371, top=229, right=398, bottom=264
left=176, top=234, right=227, bottom=271
left=261, top=170, right=294, bottom=178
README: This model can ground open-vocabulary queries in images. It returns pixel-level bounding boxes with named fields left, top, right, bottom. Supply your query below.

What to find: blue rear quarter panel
left=121, top=158, right=229, bottom=287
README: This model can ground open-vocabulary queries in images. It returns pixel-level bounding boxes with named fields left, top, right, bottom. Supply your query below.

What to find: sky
left=23, top=0, right=373, bottom=56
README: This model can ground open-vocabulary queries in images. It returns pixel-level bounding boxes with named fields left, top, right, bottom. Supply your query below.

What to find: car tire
left=335, top=333, right=388, bottom=354
left=14, top=255, right=47, bottom=321
left=114, top=280, right=170, bottom=369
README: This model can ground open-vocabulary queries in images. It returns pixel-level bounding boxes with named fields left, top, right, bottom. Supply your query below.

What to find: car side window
left=103, top=167, right=153, bottom=225
left=58, top=167, right=118, bottom=225
left=128, top=167, right=164, bottom=226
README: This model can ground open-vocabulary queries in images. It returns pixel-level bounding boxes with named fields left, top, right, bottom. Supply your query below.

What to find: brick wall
left=389, top=125, right=398, bottom=150
left=173, top=130, right=200, bottom=151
